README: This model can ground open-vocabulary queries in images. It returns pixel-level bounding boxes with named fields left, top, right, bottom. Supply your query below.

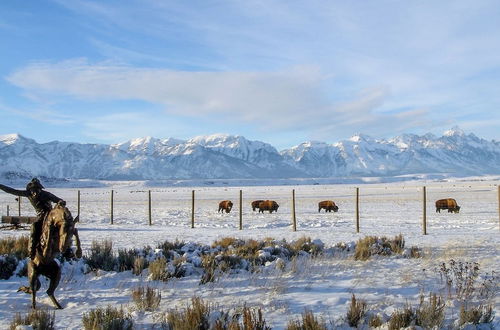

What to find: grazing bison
left=258, top=200, right=279, bottom=213
left=435, top=198, right=460, bottom=213
left=218, top=200, right=233, bottom=213
left=318, top=200, right=339, bottom=213
left=251, top=200, right=265, bottom=211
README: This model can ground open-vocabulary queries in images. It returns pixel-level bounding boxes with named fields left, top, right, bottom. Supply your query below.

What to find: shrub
left=415, top=292, right=445, bottom=329
left=288, top=236, right=323, bottom=256
left=156, top=239, right=185, bottom=259
left=345, top=294, right=366, bottom=327
left=238, top=306, right=271, bottom=330
left=82, top=305, right=134, bottom=330
left=0, top=235, right=29, bottom=260
left=84, top=240, right=115, bottom=271
left=439, top=259, right=480, bottom=300
left=354, top=236, right=378, bottom=261
left=214, top=305, right=271, bottom=330
left=9, top=309, right=55, bottom=330
left=368, top=314, right=383, bottom=328
left=212, top=237, right=241, bottom=249
left=149, top=257, right=169, bottom=281
left=132, top=286, right=161, bottom=312
left=459, top=303, right=494, bottom=326
left=286, top=309, right=326, bottom=330
left=354, top=235, right=407, bottom=261
left=162, top=297, right=211, bottom=330
left=388, top=305, right=415, bottom=330
left=117, top=248, right=139, bottom=272
left=233, top=239, right=265, bottom=259
left=133, top=256, right=148, bottom=276
left=0, top=255, right=18, bottom=280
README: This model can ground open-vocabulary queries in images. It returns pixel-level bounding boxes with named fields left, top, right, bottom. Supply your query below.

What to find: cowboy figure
left=0, top=178, right=66, bottom=259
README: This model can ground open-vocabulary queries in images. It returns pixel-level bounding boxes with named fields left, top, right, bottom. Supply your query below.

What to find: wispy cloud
left=7, top=59, right=429, bottom=138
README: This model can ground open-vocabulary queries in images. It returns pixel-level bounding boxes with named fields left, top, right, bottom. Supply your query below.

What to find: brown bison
left=435, top=198, right=460, bottom=213
left=258, top=200, right=279, bottom=213
left=251, top=200, right=265, bottom=211
left=318, top=200, right=339, bottom=213
left=218, top=200, right=233, bottom=213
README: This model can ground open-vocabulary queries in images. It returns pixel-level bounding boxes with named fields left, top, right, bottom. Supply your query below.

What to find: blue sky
left=1, top=0, right=499, bottom=149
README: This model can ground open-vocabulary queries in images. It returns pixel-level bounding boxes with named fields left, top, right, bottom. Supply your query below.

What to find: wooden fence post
left=148, top=190, right=152, bottom=226
left=77, top=190, right=81, bottom=219
left=239, top=190, right=243, bottom=230
left=292, top=189, right=297, bottom=231
left=422, top=186, right=427, bottom=235
left=110, top=189, right=114, bottom=225
left=355, top=187, right=360, bottom=233
left=7, top=205, right=9, bottom=216
left=18, top=197, right=21, bottom=216
left=191, top=190, right=195, bottom=228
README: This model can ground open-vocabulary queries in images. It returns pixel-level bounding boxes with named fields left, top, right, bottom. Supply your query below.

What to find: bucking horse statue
left=18, top=201, right=82, bottom=309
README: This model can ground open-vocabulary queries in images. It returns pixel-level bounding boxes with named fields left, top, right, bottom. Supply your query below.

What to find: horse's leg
left=73, top=228, right=82, bottom=258
left=27, top=261, right=40, bottom=309
left=45, top=261, right=63, bottom=309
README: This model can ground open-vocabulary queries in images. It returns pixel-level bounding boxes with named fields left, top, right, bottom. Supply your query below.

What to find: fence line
left=2, top=184, right=499, bottom=233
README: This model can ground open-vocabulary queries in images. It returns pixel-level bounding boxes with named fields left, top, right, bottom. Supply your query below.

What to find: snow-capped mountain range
left=0, top=127, right=499, bottom=181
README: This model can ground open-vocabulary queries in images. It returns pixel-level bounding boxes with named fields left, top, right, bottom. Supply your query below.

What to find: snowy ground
left=0, top=178, right=498, bottom=329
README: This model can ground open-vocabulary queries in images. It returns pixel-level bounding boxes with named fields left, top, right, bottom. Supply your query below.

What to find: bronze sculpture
left=18, top=201, right=82, bottom=309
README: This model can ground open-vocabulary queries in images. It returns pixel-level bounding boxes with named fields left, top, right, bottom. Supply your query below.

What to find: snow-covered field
left=0, top=178, right=499, bottom=329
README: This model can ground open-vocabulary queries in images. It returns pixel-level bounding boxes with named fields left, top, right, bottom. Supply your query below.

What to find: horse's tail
left=18, top=278, right=41, bottom=294
left=17, top=286, right=32, bottom=294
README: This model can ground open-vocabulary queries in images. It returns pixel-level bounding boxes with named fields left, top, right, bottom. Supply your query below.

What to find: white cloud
left=7, top=59, right=429, bottom=136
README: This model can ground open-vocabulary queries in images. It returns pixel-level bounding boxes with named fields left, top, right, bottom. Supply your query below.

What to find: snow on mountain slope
left=0, top=128, right=499, bottom=181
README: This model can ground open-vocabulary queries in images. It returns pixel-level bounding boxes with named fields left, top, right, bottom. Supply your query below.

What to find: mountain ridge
left=1, top=128, right=499, bottom=181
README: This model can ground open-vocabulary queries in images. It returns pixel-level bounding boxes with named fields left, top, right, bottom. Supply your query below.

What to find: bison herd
left=219, top=200, right=339, bottom=214
left=217, top=198, right=461, bottom=214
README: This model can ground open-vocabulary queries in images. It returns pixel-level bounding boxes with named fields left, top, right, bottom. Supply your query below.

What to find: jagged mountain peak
left=0, top=133, right=35, bottom=145
left=348, top=133, right=375, bottom=143
left=0, top=128, right=499, bottom=181
left=443, top=126, right=465, bottom=137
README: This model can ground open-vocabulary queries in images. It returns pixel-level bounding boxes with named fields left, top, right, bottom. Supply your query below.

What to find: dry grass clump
left=387, top=305, right=415, bottom=330
left=214, top=305, right=271, bottom=330
left=345, top=294, right=367, bottom=327
left=354, top=234, right=407, bottom=261
left=149, top=257, right=169, bottom=281
left=199, top=254, right=244, bottom=284
left=158, top=298, right=270, bottom=330
left=0, top=235, right=29, bottom=260
left=286, top=310, right=326, bottom=330
left=116, top=248, right=142, bottom=272
left=368, top=314, right=383, bottom=328
left=9, top=309, right=55, bottom=330
left=161, top=297, right=211, bottom=330
left=287, top=236, right=323, bottom=256
left=156, top=239, right=185, bottom=258
left=132, top=285, right=161, bottom=312
left=82, top=305, right=134, bottom=330
left=133, top=256, right=148, bottom=275
left=233, top=239, right=266, bottom=258
left=0, top=236, right=30, bottom=279
left=84, top=239, right=115, bottom=271
left=148, top=256, right=187, bottom=282
left=459, top=303, right=494, bottom=326
left=212, top=236, right=243, bottom=249
left=415, top=292, right=445, bottom=328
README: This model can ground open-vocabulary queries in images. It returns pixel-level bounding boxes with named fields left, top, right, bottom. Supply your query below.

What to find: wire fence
left=1, top=182, right=499, bottom=235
